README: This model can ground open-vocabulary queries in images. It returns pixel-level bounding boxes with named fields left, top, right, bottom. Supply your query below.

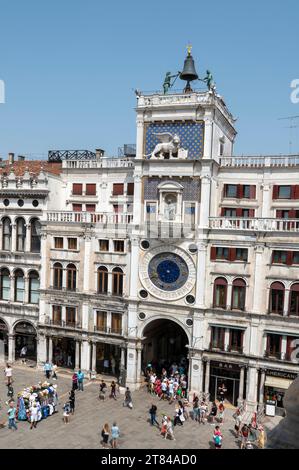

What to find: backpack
left=214, top=435, right=222, bottom=446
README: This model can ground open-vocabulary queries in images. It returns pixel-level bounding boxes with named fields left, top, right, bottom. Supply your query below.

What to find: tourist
left=218, top=382, right=227, bottom=403
left=7, top=384, right=14, bottom=402
left=199, top=401, right=208, bottom=424
left=101, top=423, right=110, bottom=448
left=77, top=369, right=84, bottom=391
left=4, top=363, right=12, bottom=386
left=63, top=402, right=70, bottom=423
left=213, top=426, right=223, bottom=449
left=69, top=390, right=75, bottom=414
left=111, top=422, right=120, bottom=448
left=257, top=426, right=266, bottom=449
left=110, top=355, right=116, bottom=376
left=240, top=424, right=249, bottom=449
left=149, top=404, right=159, bottom=427
left=209, top=401, right=218, bottom=423
left=234, top=410, right=242, bottom=437
left=218, top=402, right=225, bottom=423
left=110, top=380, right=117, bottom=400
left=165, top=416, right=175, bottom=441
left=7, top=402, right=17, bottom=430
left=174, top=404, right=184, bottom=426
left=123, top=387, right=133, bottom=409
left=103, top=358, right=109, bottom=374
left=99, top=380, right=107, bottom=399
left=20, top=345, right=27, bottom=364
left=30, top=402, right=38, bottom=429
left=72, top=372, right=78, bottom=391
left=52, top=363, right=58, bottom=380
left=193, top=396, right=200, bottom=421
left=44, top=361, right=52, bottom=379
left=168, top=379, right=174, bottom=404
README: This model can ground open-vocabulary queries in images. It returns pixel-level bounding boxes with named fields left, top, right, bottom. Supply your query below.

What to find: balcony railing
left=264, top=350, right=282, bottom=360
left=220, top=155, right=299, bottom=168
left=227, top=345, right=243, bottom=354
left=46, top=319, right=82, bottom=329
left=62, top=158, right=134, bottom=169
left=94, top=325, right=123, bottom=336
left=209, top=217, right=299, bottom=232
left=47, top=211, right=133, bottom=225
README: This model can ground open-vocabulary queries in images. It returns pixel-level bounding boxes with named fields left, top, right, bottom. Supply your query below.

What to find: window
left=16, top=218, right=26, bottom=251
left=219, top=140, right=224, bottom=156
left=243, top=185, right=250, bottom=199
left=213, top=277, right=227, bottom=308
left=242, top=209, right=250, bottom=218
left=146, top=203, right=156, bottom=221
left=68, top=238, right=77, bottom=250
left=86, top=204, right=96, bottom=212
left=211, top=247, right=248, bottom=262
left=229, top=330, right=243, bottom=353
left=225, top=184, right=238, bottom=198
left=215, top=247, right=230, bottom=260
left=236, top=248, right=248, bottom=261
left=221, top=208, right=254, bottom=217
left=111, top=312, right=122, bottom=334
left=53, top=263, right=63, bottom=290
left=272, top=251, right=288, bottom=265
left=266, top=334, right=281, bottom=358
left=30, top=218, right=41, bottom=253
left=127, top=183, right=134, bottom=196
left=66, top=307, right=76, bottom=327
left=113, top=240, right=124, bottom=252
left=223, top=208, right=237, bottom=217
left=0, top=268, right=10, bottom=300
left=224, top=184, right=255, bottom=199
left=269, top=282, right=284, bottom=315
left=184, top=203, right=196, bottom=225
left=86, top=184, right=96, bottom=196
left=99, top=239, right=109, bottom=251
left=29, top=271, right=39, bottom=304
left=289, top=283, right=299, bottom=316
left=231, top=278, right=246, bottom=310
left=97, top=266, right=108, bottom=294
left=54, top=237, right=63, bottom=249
left=112, top=267, right=124, bottom=296
left=211, top=327, right=225, bottom=350
left=72, top=183, right=83, bottom=195
left=2, top=217, right=11, bottom=251
left=66, top=264, right=77, bottom=291
left=96, top=311, right=107, bottom=332
left=293, top=252, right=299, bottom=264
left=278, top=186, right=291, bottom=199
left=113, top=183, right=124, bottom=196
left=72, top=204, right=82, bottom=212
left=52, top=305, right=62, bottom=325
left=14, top=270, right=24, bottom=302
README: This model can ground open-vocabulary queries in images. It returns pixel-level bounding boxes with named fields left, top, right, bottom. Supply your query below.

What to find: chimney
left=95, top=148, right=105, bottom=160
left=8, top=152, right=14, bottom=164
left=18, top=155, right=25, bottom=161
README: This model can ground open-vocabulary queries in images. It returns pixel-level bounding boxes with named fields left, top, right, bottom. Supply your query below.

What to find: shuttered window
left=113, top=183, right=124, bottom=196
left=86, top=184, right=96, bottom=195
left=72, top=183, right=83, bottom=195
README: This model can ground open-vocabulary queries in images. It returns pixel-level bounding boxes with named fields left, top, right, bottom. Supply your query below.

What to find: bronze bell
left=180, top=48, right=199, bottom=92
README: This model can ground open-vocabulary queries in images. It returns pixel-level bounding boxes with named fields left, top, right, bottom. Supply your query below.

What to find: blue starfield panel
left=145, top=121, right=204, bottom=160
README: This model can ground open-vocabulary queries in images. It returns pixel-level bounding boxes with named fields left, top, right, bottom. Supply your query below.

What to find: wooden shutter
left=237, top=185, right=243, bottom=199
left=272, top=185, right=279, bottom=199
left=113, top=183, right=124, bottom=196
left=220, top=207, right=225, bottom=216
left=210, top=247, right=217, bottom=260
left=289, top=210, right=296, bottom=218
left=276, top=210, right=282, bottom=218
left=295, top=185, right=299, bottom=199
left=127, top=183, right=134, bottom=196
left=72, top=183, right=82, bottom=195
left=250, top=185, right=256, bottom=199
left=249, top=209, right=255, bottom=217
left=236, top=208, right=243, bottom=217
left=291, top=186, right=297, bottom=199
left=86, top=204, right=96, bottom=212
left=287, top=251, right=294, bottom=266
left=86, top=184, right=96, bottom=195
left=229, top=248, right=236, bottom=261
left=72, top=204, right=82, bottom=212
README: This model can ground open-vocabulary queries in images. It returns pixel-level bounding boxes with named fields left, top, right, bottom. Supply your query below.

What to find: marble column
left=25, top=225, right=31, bottom=252
left=11, top=224, right=16, bottom=252
left=238, top=366, right=245, bottom=404
left=224, top=328, right=230, bottom=351
left=246, top=365, right=258, bottom=411
left=195, top=244, right=207, bottom=308
left=281, top=336, right=287, bottom=360
left=136, top=345, right=142, bottom=384
left=75, top=341, right=81, bottom=369
left=8, top=335, right=15, bottom=363
left=48, top=336, right=53, bottom=363
left=91, top=342, right=97, bottom=372
left=199, top=175, right=211, bottom=228
left=120, top=347, right=126, bottom=369
left=259, top=369, right=266, bottom=404
left=283, top=290, right=290, bottom=317
left=204, top=360, right=210, bottom=394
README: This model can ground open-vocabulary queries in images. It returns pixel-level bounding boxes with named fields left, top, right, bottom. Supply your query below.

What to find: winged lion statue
left=147, top=132, right=183, bottom=159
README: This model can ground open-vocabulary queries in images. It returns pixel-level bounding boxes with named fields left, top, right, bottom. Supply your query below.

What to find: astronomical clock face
left=139, top=245, right=196, bottom=301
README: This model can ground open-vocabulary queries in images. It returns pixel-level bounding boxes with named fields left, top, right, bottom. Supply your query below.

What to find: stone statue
left=202, top=70, right=216, bottom=92
left=164, top=195, right=177, bottom=220
left=149, top=132, right=182, bottom=159
left=163, top=72, right=180, bottom=94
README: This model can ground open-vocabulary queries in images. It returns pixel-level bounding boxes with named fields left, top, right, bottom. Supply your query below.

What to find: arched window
left=289, top=283, right=299, bottom=316
left=2, top=218, right=11, bottom=251
left=0, top=268, right=10, bottom=300
left=213, top=277, right=227, bottom=308
left=30, top=218, right=41, bottom=253
left=14, top=269, right=25, bottom=302
left=269, top=282, right=284, bottom=315
left=231, top=278, right=246, bottom=310
left=112, top=267, right=124, bottom=296
left=29, top=271, right=40, bottom=304
left=66, top=263, right=77, bottom=291
left=97, top=266, right=108, bottom=294
left=16, top=218, right=26, bottom=251
left=53, top=263, right=63, bottom=290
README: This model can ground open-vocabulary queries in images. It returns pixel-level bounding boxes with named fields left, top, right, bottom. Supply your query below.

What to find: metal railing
left=209, top=217, right=299, bottom=232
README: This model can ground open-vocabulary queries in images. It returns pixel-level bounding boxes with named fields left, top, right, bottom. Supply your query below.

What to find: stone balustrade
left=209, top=217, right=299, bottom=232
left=62, top=158, right=134, bottom=170
left=220, top=155, right=299, bottom=168
left=47, top=211, right=133, bottom=225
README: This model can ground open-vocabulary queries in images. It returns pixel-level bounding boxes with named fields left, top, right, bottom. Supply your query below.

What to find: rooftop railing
left=62, top=158, right=134, bottom=169
left=220, top=155, right=299, bottom=168
left=209, top=217, right=299, bottom=232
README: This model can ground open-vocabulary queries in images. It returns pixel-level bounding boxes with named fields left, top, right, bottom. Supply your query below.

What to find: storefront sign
left=266, top=369, right=298, bottom=380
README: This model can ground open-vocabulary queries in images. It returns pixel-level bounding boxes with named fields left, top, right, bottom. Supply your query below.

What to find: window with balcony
left=127, top=183, right=134, bottom=196
left=66, top=264, right=77, bottom=291
left=224, top=184, right=238, bottom=198
left=14, top=269, right=25, bottom=302
left=2, top=217, right=11, bottom=251
left=289, top=283, right=299, bottom=316
left=231, top=278, right=246, bottom=310
left=228, top=329, right=244, bottom=353
left=72, top=183, right=83, bottom=195
left=30, top=218, right=41, bottom=253
left=112, top=267, right=124, bottom=296
left=54, top=237, right=63, bottom=249
left=269, top=282, right=284, bottom=315
left=66, top=307, right=76, bottom=327
left=266, top=334, right=281, bottom=358
left=99, top=239, right=109, bottom=252
left=210, top=326, right=225, bottom=350
left=52, top=305, right=62, bottom=325
left=29, top=271, right=39, bottom=304
left=224, top=184, right=256, bottom=199
left=53, top=262, right=63, bottom=290
left=96, top=311, right=107, bottom=332
left=223, top=208, right=237, bottom=217
left=16, top=218, right=26, bottom=251
left=0, top=268, right=10, bottom=300
left=72, top=204, right=82, bottom=212
left=113, top=240, right=125, bottom=252
left=276, top=210, right=299, bottom=219
left=68, top=238, right=77, bottom=250
left=113, top=183, right=124, bottom=196
left=221, top=208, right=255, bottom=217
left=215, top=247, right=230, bottom=260
left=213, top=277, right=227, bottom=308
left=86, top=184, right=96, bottom=196
left=97, top=266, right=108, bottom=294
left=86, top=204, right=96, bottom=212
left=111, top=312, right=122, bottom=334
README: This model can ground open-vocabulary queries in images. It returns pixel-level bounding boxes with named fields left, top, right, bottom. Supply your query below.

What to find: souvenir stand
left=16, top=381, right=58, bottom=421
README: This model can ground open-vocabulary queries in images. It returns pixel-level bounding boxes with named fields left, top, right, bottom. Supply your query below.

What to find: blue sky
left=0, top=0, right=298, bottom=158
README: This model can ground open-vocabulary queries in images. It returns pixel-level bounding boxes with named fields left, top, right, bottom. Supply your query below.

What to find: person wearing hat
left=30, top=402, right=38, bottom=429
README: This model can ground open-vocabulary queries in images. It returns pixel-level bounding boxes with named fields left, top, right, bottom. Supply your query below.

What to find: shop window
left=0, top=268, right=10, bottom=300
left=231, top=278, right=246, bottom=310
left=68, top=238, right=77, bottom=250
left=2, top=217, right=11, bottom=251
left=269, top=282, right=284, bottom=315
left=96, top=311, right=107, bottom=332
left=30, top=218, right=41, bottom=253
left=210, top=327, right=225, bottom=350
left=52, top=305, right=62, bottom=325
left=111, top=312, right=122, bottom=335
left=113, top=240, right=124, bottom=253
left=289, top=283, right=299, bottom=316
left=99, top=239, right=109, bottom=252
left=97, top=266, right=108, bottom=294
left=113, top=183, right=124, bottom=196
left=54, top=237, right=63, bottom=249
left=213, top=277, right=227, bottom=308
left=127, top=183, right=134, bottom=196
left=72, top=183, right=83, bottom=195
left=112, top=267, right=124, bottom=296
left=14, top=269, right=25, bottom=302
left=66, top=264, right=77, bottom=291
left=53, top=262, right=63, bottom=290
left=66, top=307, right=76, bottom=327
left=86, top=184, right=96, bottom=196
left=29, top=271, right=39, bottom=304
left=16, top=218, right=26, bottom=251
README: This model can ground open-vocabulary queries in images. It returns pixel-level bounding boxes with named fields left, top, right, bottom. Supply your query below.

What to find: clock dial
left=148, top=252, right=189, bottom=291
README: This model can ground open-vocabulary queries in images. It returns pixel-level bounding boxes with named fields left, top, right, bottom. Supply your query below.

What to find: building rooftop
left=0, top=160, right=62, bottom=177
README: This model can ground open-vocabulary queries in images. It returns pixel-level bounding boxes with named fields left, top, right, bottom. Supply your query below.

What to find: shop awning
left=265, top=376, right=294, bottom=389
